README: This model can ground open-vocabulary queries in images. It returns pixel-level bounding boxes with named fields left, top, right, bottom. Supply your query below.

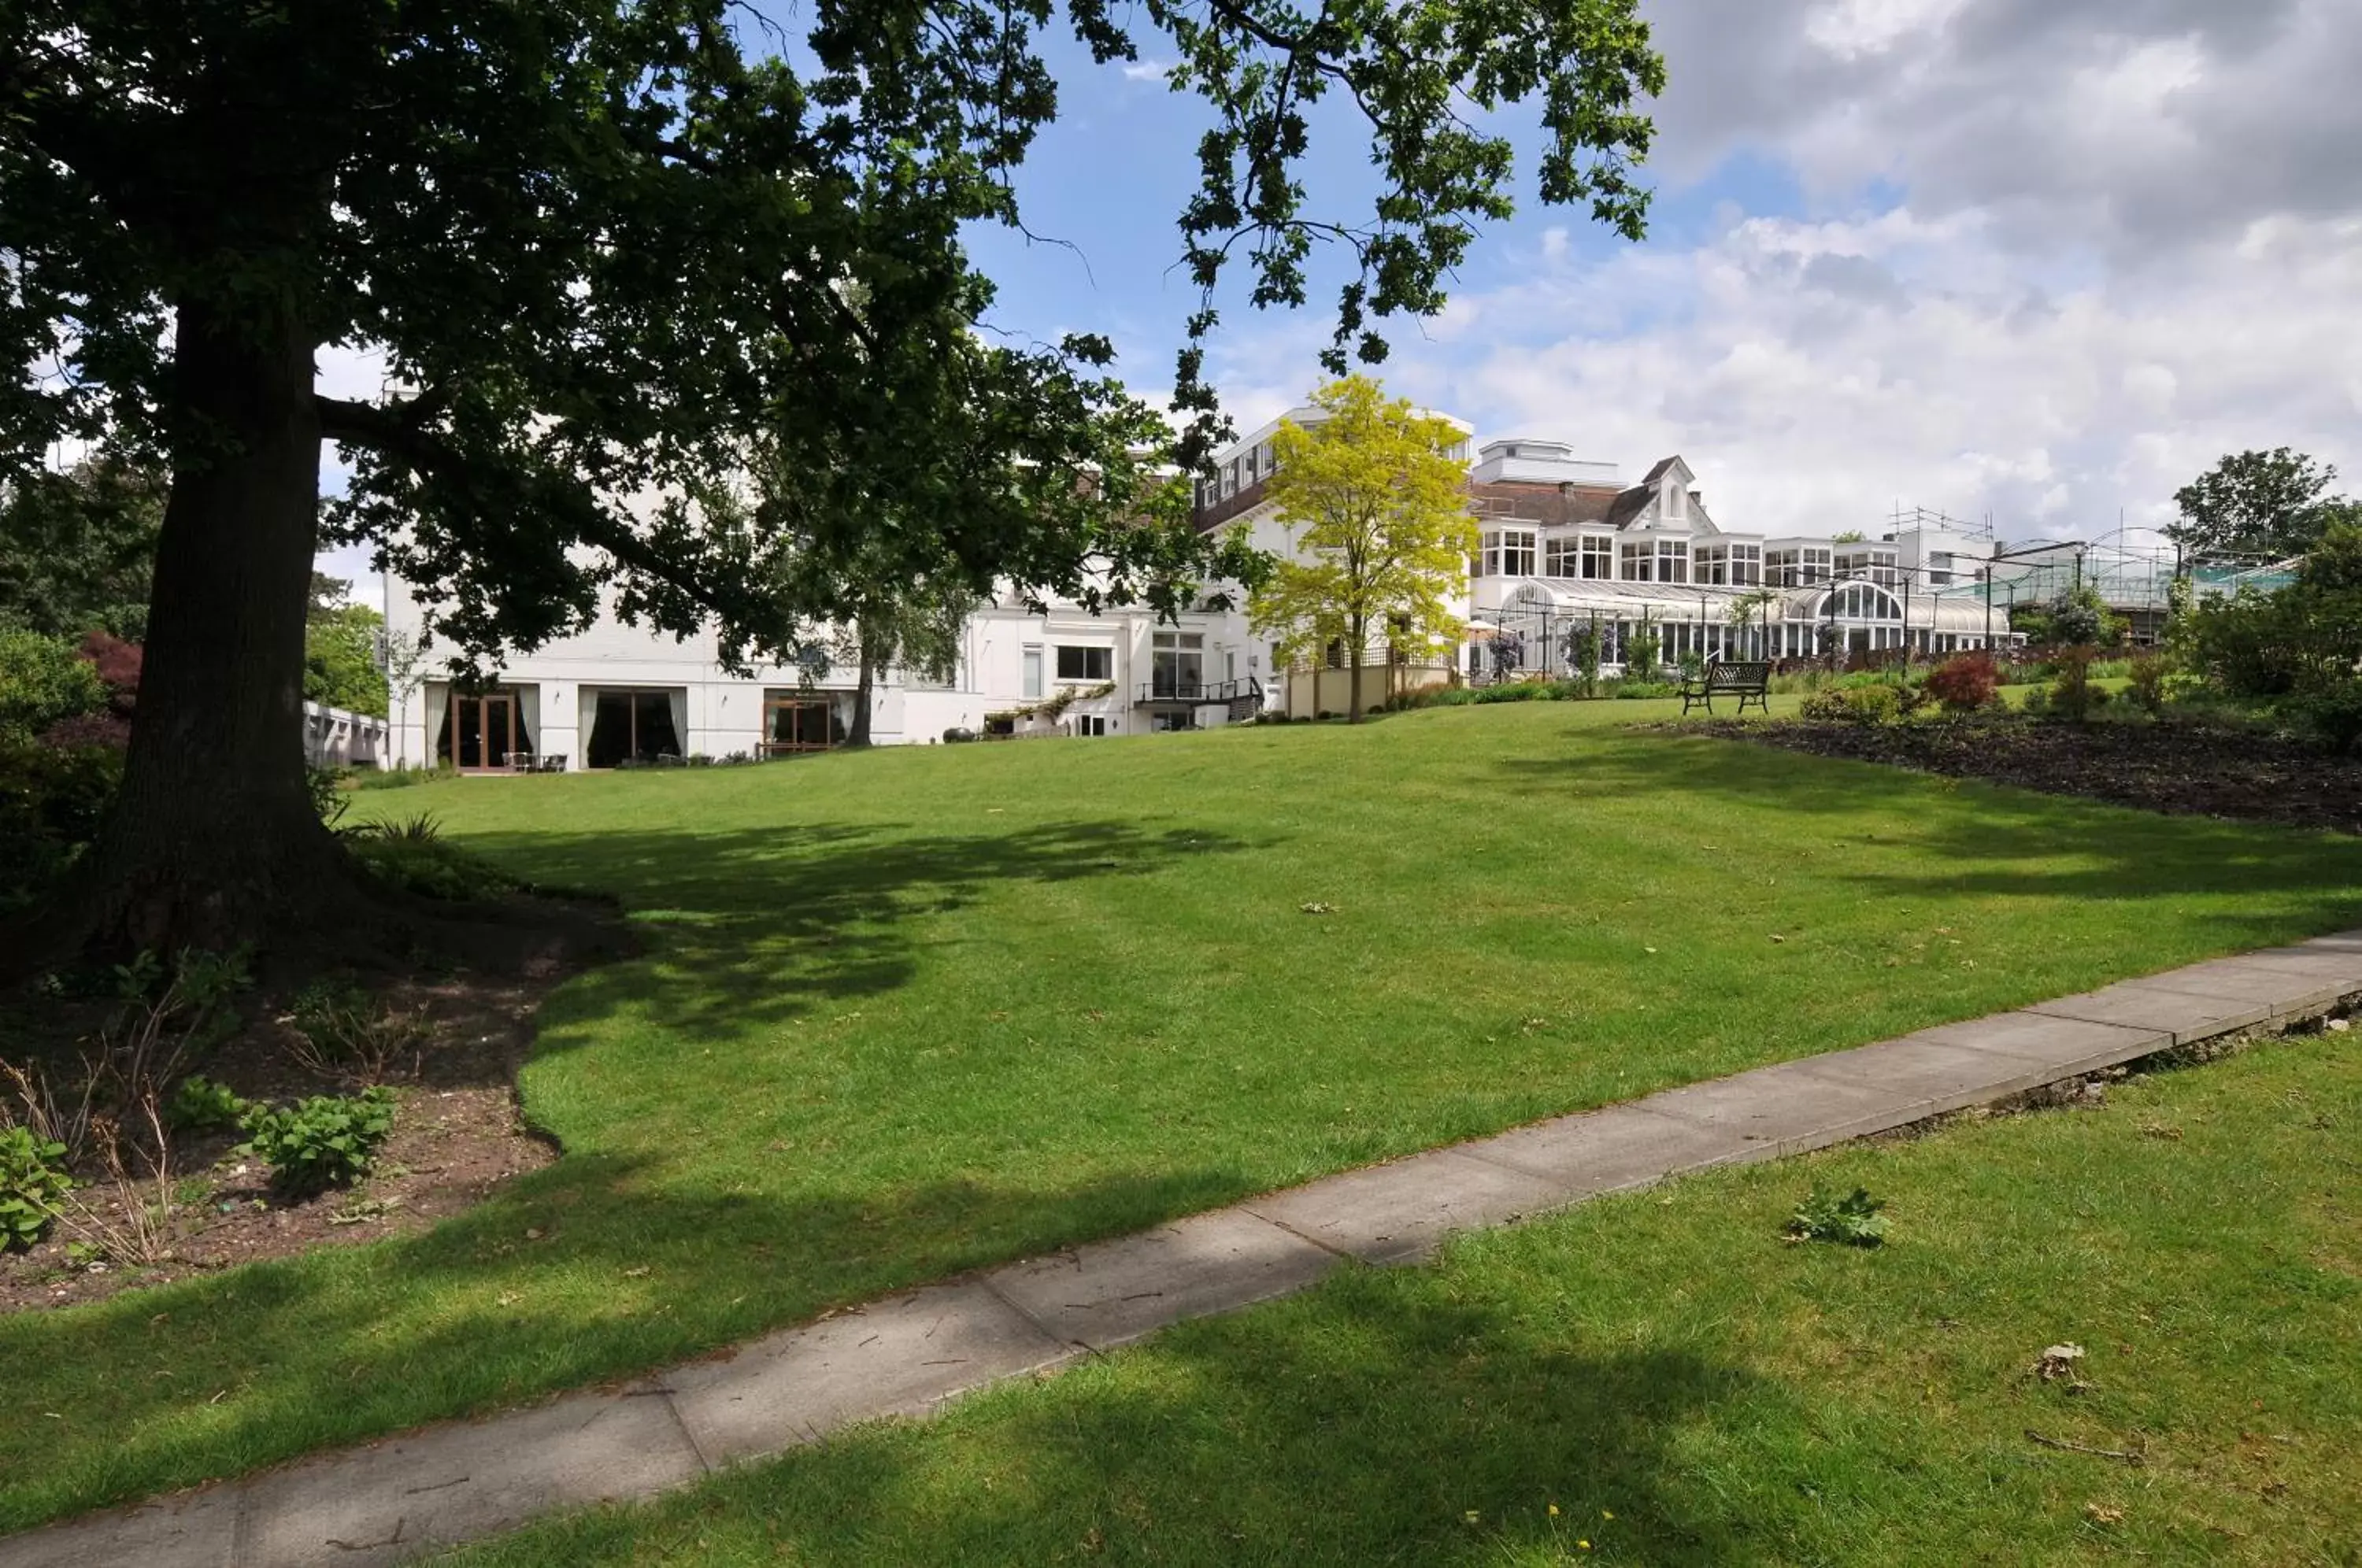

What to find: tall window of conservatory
left=1618, top=540, right=1653, bottom=581
left=1656, top=539, right=1689, bottom=584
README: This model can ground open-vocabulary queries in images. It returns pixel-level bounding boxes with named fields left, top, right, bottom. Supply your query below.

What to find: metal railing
left=1134, top=676, right=1264, bottom=706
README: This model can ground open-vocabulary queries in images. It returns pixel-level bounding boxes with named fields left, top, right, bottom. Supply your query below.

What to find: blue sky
left=324, top=0, right=2362, bottom=596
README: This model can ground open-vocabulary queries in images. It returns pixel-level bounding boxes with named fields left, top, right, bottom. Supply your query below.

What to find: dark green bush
left=2283, top=682, right=2362, bottom=756
left=1609, top=679, right=1677, bottom=700
left=0, top=1125, right=72, bottom=1250
left=0, top=740, right=122, bottom=912
left=239, top=1088, right=397, bottom=1198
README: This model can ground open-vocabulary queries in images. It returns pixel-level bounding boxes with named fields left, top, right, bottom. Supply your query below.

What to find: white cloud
left=1121, top=59, right=1173, bottom=83
left=1373, top=207, right=2362, bottom=542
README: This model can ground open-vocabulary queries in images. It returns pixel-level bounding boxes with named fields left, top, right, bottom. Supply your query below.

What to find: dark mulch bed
left=0, top=910, right=624, bottom=1314
left=1684, top=715, right=2362, bottom=836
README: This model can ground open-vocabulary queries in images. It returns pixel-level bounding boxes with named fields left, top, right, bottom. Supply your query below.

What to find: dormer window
left=1666, top=482, right=1685, bottom=521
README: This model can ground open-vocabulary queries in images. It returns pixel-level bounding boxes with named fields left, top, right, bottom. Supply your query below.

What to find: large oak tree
left=1, top=0, right=1662, bottom=960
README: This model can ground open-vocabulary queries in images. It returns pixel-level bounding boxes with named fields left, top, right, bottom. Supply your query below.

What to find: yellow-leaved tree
left=1249, top=376, right=1476, bottom=721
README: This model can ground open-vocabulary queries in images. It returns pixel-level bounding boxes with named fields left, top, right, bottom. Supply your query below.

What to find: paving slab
left=1460, top=1101, right=1759, bottom=1191
left=2024, top=979, right=2271, bottom=1044
left=1638, top=1062, right=1934, bottom=1157
left=2131, top=959, right=2348, bottom=1018
left=1794, top=1015, right=2166, bottom=1111
left=0, top=1490, right=238, bottom=1568
left=1244, top=1148, right=1571, bottom=1264
left=984, top=1207, right=1338, bottom=1350
left=235, top=1384, right=705, bottom=1568
left=661, top=1281, right=1072, bottom=1466
left=2216, top=945, right=2362, bottom=986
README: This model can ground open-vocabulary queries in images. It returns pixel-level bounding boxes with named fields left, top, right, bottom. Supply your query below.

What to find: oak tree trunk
left=82, top=294, right=351, bottom=954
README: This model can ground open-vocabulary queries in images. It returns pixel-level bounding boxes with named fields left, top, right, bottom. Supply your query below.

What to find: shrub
left=165, top=1074, right=250, bottom=1133
left=1784, top=1186, right=1888, bottom=1248
left=1609, top=679, right=1678, bottom=700
left=1798, top=684, right=1900, bottom=725
left=2284, top=681, right=2362, bottom=756
left=2045, top=648, right=2110, bottom=723
left=1924, top=652, right=2000, bottom=714
left=0, top=1124, right=72, bottom=1250
left=2126, top=653, right=2168, bottom=717
left=0, top=740, right=123, bottom=912
left=1472, top=680, right=1550, bottom=704
left=239, top=1088, right=398, bottom=1198
left=0, top=629, right=109, bottom=742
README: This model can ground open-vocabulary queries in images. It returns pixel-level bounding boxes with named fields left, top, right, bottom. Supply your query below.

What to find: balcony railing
left=1135, top=676, right=1263, bottom=707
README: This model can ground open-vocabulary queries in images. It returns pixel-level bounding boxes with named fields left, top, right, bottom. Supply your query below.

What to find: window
left=1481, top=528, right=1536, bottom=578
left=1694, top=545, right=1728, bottom=586
left=1667, top=484, right=1686, bottom=520
left=1545, top=538, right=1583, bottom=578
left=1152, top=631, right=1203, bottom=697
left=1580, top=536, right=1612, bottom=579
left=1802, top=547, right=1831, bottom=585
left=1619, top=540, right=1654, bottom=582
left=1765, top=548, right=1798, bottom=586
left=1021, top=645, right=1043, bottom=698
left=1657, top=538, right=1689, bottom=585
left=1054, top=645, right=1112, bottom=682
left=587, top=688, right=685, bottom=767
left=1075, top=715, right=1109, bottom=737
left=1730, top=543, right=1762, bottom=586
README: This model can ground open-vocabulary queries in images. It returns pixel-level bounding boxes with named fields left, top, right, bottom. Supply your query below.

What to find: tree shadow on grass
left=458, top=1267, right=1780, bottom=1566
left=457, top=818, right=1262, bottom=1046
left=1498, top=730, right=2362, bottom=943
left=0, top=1153, right=1265, bottom=1534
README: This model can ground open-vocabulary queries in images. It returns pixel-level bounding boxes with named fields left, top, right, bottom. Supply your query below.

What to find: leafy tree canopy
left=0, top=455, right=165, bottom=641
left=5, top=0, right=1662, bottom=665
left=1248, top=375, right=1475, bottom=719
left=2169, top=449, right=2348, bottom=564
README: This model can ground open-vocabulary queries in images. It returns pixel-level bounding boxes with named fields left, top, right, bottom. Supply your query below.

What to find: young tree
left=2, top=0, right=1663, bottom=960
left=2170, top=449, right=2346, bottom=562
left=1249, top=377, right=1475, bottom=722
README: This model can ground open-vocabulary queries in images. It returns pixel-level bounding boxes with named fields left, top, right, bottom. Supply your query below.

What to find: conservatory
left=1475, top=577, right=2017, bottom=679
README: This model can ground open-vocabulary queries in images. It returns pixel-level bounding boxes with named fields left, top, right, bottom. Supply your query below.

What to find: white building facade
left=383, top=401, right=2022, bottom=770
left=381, top=576, right=1256, bottom=772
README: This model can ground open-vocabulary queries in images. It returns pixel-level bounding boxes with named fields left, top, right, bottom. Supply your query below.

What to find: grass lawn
left=8, top=697, right=2362, bottom=1530
left=437, top=1031, right=2362, bottom=1567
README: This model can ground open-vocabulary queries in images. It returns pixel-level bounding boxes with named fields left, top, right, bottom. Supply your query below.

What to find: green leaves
left=0, top=1126, right=72, bottom=1251
left=1784, top=1186, right=1890, bottom=1248
left=237, top=1089, right=398, bottom=1200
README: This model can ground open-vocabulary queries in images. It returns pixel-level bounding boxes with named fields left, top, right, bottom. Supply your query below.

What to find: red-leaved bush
left=77, top=631, right=143, bottom=716
left=1925, top=651, right=2000, bottom=713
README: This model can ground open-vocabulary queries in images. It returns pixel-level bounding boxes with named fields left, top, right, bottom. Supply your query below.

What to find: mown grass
left=7, top=697, right=2362, bottom=1530
left=438, top=1030, right=2362, bottom=1567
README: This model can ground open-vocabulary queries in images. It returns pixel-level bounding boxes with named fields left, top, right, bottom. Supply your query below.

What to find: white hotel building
left=383, top=405, right=2017, bottom=770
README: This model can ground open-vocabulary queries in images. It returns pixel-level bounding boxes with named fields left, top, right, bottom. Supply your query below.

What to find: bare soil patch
left=1, top=904, right=624, bottom=1314
left=1690, top=715, right=2362, bottom=836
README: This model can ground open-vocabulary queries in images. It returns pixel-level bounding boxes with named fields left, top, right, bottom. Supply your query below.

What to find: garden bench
left=1681, top=660, right=1772, bottom=716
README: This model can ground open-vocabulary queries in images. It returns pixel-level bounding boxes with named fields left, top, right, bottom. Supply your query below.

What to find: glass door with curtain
left=441, top=690, right=529, bottom=771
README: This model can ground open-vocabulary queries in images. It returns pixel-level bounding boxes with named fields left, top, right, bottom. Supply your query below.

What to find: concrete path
left=11, top=933, right=2362, bottom=1567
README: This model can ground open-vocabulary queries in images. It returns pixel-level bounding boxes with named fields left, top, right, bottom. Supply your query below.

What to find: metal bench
left=1680, top=660, right=1772, bottom=716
